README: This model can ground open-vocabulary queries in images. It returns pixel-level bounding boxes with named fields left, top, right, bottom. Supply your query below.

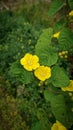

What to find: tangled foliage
left=0, top=85, right=29, bottom=130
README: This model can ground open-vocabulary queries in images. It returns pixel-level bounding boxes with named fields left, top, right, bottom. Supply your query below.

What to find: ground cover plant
left=0, top=0, right=73, bottom=130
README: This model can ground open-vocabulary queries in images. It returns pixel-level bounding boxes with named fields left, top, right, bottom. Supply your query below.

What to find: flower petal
left=61, top=80, right=73, bottom=91
left=69, top=10, right=73, bottom=16
left=53, top=32, right=60, bottom=38
left=51, top=121, right=67, bottom=130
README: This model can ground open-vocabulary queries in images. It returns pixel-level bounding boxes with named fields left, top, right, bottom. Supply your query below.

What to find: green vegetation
left=0, top=0, right=73, bottom=130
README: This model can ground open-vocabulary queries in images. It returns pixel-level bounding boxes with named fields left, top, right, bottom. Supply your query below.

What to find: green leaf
left=48, top=0, right=65, bottom=17
left=44, top=90, right=56, bottom=102
left=31, top=122, right=42, bottom=130
left=68, top=0, right=73, bottom=9
left=65, top=94, right=73, bottom=128
left=58, top=28, right=73, bottom=51
left=31, top=121, right=50, bottom=130
left=37, top=46, right=58, bottom=66
left=36, top=45, right=58, bottom=66
left=35, top=28, right=53, bottom=47
left=9, top=61, right=33, bottom=84
left=35, top=28, right=58, bottom=66
left=51, top=65, right=70, bottom=87
left=53, top=18, right=67, bottom=33
left=51, top=94, right=68, bottom=127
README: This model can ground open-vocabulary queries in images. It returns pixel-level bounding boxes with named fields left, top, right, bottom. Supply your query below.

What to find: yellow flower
left=34, top=66, right=51, bottom=81
left=69, top=10, right=73, bottom=16
left=53, top=32, right=60, bottom=38
left=61, top=80, right=73, bottom=91
left=51, top=120, right=67, bottom=130
left=20, top=53, right=40, bottom=71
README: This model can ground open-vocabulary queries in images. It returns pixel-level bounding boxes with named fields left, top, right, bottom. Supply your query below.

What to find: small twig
left=1, top=1, right=9, bottom=10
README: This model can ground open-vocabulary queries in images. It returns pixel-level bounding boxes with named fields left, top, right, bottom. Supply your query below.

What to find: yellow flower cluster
left=51, top=120, right=67, bottom=130
left=61, top=80, right=73, bottom=91
left=53, top=31, right=60, bottom=38
left=58, top=51, right=68, bottom=59
left=20, top=53, right=51, bottom=81
left=69, top=10, right=73, bottom=17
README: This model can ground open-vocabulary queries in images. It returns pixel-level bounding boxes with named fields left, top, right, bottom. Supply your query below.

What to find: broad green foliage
left=51, top=65, right=70, bottom=87
left=31, top=121, right=50, bottom=130
left=48, top=0, right=65, bottom=17
left=51, top=95, right=68, bottom=127
left=53, top=18, right=67, bottom=33
left=44, top=91, right=68, bottom=127
left=65, top=94, right=73, bottom=128
left=35, top=28, right=53, bottom=46
left=44, top=90, right=56, bottom=102
left=68, top=0, right=73, bottom=9
left=35, top=45, right=58, bottom=66
left=35, top=28, right=58, bottom=66
left=58, top=28, right=73, bottom=51
left=31, top=122, right=43, bottom=130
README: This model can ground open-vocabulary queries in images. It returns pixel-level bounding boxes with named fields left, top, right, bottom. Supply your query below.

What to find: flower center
left=40, top=70, right=46, bottom=77
left=28, top=60, right=33, bottom=66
